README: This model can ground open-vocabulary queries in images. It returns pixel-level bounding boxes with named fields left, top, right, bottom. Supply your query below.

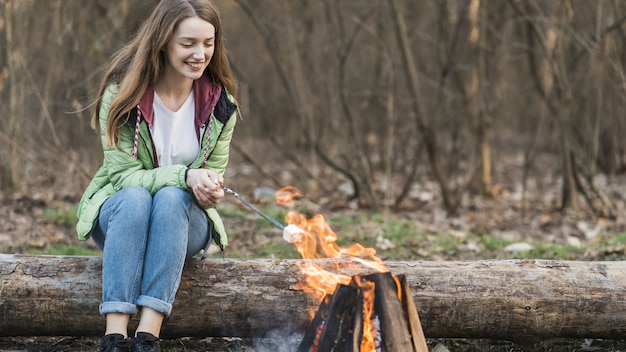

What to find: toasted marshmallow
left=283, top=224, right=305, bottom=242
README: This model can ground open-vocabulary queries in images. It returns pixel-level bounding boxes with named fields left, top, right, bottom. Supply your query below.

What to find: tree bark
left=1, top=254, right=625, bottom=342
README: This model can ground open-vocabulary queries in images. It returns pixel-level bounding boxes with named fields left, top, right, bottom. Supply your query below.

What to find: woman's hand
left=186, top=169, right=224, bottom=207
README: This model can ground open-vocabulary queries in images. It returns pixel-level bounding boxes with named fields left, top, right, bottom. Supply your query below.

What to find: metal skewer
left=201, top=185, right=302, bottom=260
left=221, top=186, right=286, bottom=230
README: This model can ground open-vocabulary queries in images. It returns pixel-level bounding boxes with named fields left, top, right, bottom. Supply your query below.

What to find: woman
left=76, top=1, right=238, bottom=351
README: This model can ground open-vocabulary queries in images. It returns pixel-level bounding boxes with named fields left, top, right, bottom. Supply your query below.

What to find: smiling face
left=163, top=16, right=215, bottom=83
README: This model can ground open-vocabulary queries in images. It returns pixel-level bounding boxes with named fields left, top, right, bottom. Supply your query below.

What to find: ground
left=2, top=336, right=626, bottom=351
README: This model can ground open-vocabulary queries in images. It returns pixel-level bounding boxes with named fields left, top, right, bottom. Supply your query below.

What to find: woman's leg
left=94, top=186, right=211, bottom=338
left=135, top=187, right=210, bottom=336
left=92, top=186, right=153, bottom=336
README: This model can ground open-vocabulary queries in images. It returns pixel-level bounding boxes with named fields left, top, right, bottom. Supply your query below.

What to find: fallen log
left=1, top=254, right=625, bottom=341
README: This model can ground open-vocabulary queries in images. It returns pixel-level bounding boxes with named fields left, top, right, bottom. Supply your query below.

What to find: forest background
left=1, top=0, right=626, bottom=350
left=1, top=0, right=625, bottom=244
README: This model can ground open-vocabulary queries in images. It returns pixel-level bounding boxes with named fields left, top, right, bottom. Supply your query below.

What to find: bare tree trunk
left=2, top=255, right=626, bottom=342
left=512, top=0, right=579, bottom=212
left=520, top=108, right=546, bottom=220
left=553, top=3, right=578, bottom=212
left=387, top=0, right=455, bottom=213
left=457, top=0, right=495, bottom=198
left=326, top=0, right=380, bottom=209
left=383, top=57, right=396, bottom=212
left=558, top=105, right=578, bottom=212
left=4, top=0, right=20, bottom=190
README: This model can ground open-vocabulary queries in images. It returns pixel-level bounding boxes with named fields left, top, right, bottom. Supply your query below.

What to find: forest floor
left=1, top=141, right=626, bottom=351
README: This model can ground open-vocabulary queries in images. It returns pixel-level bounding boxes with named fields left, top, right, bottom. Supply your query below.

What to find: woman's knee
left=117, top=186, right=152, bottom=206
left=153, top=186, right=191, bottom=207
left=103, top=186, right=152, bottom=218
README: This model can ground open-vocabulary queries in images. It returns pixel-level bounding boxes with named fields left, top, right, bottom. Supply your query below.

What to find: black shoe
left=131, top=332, right=161, bottom=352
left=98, top=333, right=131, bottom=352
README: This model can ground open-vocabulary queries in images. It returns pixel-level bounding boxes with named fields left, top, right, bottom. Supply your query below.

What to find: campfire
left=276, top=187, right=428, bottom=352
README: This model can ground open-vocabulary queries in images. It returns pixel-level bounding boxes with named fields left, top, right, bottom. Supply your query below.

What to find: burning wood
left=297, top=272, right=428, bottom=352
left=276, top=187, right=428, bottom=352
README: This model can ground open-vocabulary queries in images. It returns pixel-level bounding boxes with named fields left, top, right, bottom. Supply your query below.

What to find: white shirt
left=151, top=91, right=200, bottom=166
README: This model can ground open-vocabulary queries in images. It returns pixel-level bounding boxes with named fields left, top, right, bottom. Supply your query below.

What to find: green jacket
left=76, top=76, right=237, bottom=248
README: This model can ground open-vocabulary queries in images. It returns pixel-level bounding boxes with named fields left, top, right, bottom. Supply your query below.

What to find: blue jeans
left=92, top=186, right=211, bottom=317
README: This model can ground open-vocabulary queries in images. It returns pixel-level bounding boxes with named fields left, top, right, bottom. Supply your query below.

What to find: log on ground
left=0, top=254, right=625, bottom=341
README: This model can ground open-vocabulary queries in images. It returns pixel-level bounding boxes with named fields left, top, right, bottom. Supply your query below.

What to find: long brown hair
left=93, top=0, right=238, bottom=146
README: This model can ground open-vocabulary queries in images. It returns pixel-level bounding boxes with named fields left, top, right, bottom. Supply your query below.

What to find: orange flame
left=293, top=261, right=351, bottom=302
left=275, top=185, right=305, bottom=207
left=276, top=186, right=389, bottom=352
left=356, top=276, right=377, bottom=352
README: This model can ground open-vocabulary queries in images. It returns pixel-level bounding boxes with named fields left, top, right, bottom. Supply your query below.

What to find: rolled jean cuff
left=99, top=301, right=138, bottom=316
left=137, top=295, right=173, bottom=316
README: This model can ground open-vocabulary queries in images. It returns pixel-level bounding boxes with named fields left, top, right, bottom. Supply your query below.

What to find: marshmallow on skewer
left=283, top=224, right=305, bottom=242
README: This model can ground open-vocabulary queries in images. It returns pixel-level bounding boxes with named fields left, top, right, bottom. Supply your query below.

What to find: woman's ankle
left=105, top=312, right=131, bottom=338
left=135, top=307, right=164, bottom=338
